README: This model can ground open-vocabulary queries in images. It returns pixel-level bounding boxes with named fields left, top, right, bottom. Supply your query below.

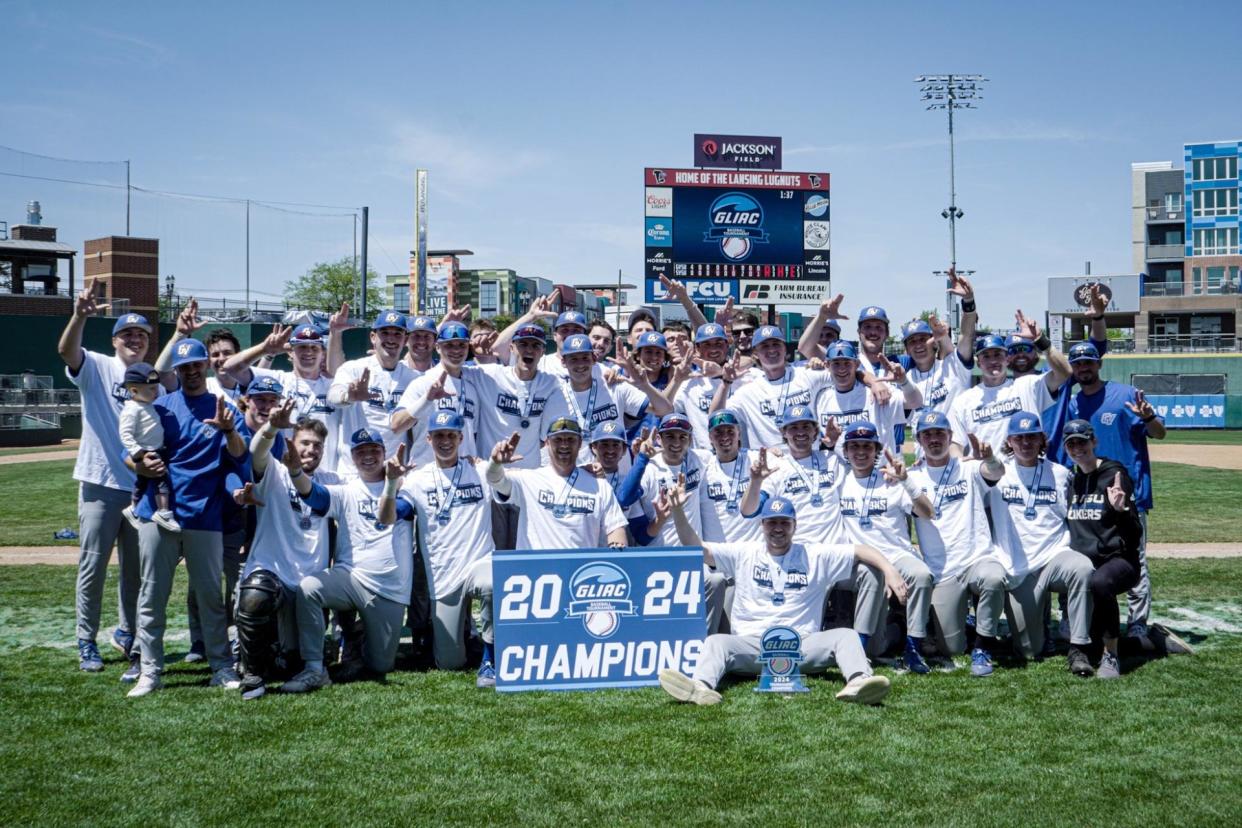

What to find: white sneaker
left=835, top=674, right=891, bottom=705
left=658, top=668, right=721, bottom=706
left=121, top=505, right=141, bottom=530
left=280, top=667, right=332, bottom=694
left=209, top=666, right=242, bottom=689
left=152, top=510, right=182, bottom=533
left=127, top=673, right=162, bottom=698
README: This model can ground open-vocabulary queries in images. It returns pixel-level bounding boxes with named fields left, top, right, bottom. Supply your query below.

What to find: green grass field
left=1, top=560, right=1239, bottom=825
left=1160, top=429, right=1242, bottom=445
left=4, top=457, right=1242, bottom=548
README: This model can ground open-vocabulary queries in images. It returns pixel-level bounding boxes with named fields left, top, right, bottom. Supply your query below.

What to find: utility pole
left=125, top=160, right=131, bottom=236
left=916, top=74, right=987, bottom=331
left=245, top=199, right=251, bottom=307
left=360, top=206, right=369, bottom=320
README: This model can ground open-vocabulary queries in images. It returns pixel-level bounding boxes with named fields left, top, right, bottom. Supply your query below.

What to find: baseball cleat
left=1067, top=646, right=1094, bottom=678
left=241, top=675, right=267, bottom=700
left=835, top=674, right=891, bottom=705
left=901, top=641, right=931, bottom=675
left=209, top=666, right=243, bottom=689
left=120, top=657, right=141, bottom=684
left=127, top=673, right=162, bottom=698
left=78, top=639, right=104, bottom=672
left=476, top=661, right=497, bottom=689
left=281, top=667, right=332, bottom=694
left=152, top=510, right=182, bottom=533
left=658, top=669, right=721, bottom=706
left=110, top=627, right=135, bottom=657
left=1096, top=650, right=1121, bottom=679
left=184, top=640, right=206, bottom=663
left=969, top=648, right=994, bottom=677
left=1150, top=623, right=1195, bottom=655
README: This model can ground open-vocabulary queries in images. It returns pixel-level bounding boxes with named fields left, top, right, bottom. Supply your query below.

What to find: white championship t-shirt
left=499, top=465, right=628, bottom=551
left=394, top=366, right=482, bottom=467
left=251, top=366, right=341, bottom=472
left=908, top=459, right=998, bottom=581
left=245, top=463, right=342, bottom=588
left=318, top=476, right=414, bottom=604
left=206, top=375, right=244, bottom=404
left=674, top=374, right=730, bottom=450
left=473, top=364, right=571, bottom=470
left=402, top=458, right=495, bottom=600
left=948, top=375, right=1053, bottom=458
left=699, top=449, right=764, bottom=543
left=559, top=378, right=649, bottom=465
left=814, top=382, right=905, bottom=459
left=988, top=458, right=1074, bottom=579
left=727, top=366, right=834, bottom=449
left=836, top=469, right=919, bottom=563
left=907, top=355, right=973, bottom=420
left=761, top=450, right=848, bottom=544
left=635, top=449, right=707, bottom=547
left=710, top=541, right=856, bottom=637
left=329, top=356, right=420, bottom=474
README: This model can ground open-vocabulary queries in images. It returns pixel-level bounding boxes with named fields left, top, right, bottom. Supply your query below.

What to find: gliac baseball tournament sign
left=492, top=547, right=705, bottom=691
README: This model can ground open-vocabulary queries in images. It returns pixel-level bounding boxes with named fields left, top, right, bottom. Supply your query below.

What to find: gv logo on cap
left=177, top=343, right=192, bottom=356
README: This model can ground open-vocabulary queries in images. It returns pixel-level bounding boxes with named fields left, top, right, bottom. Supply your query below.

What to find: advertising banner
left=424, top=255, right=453, bottom=317
left=492, top=546, right=706, bottom=692
left=1047, top=275, right=1140, bottom=315
left=1147, top=395, right=1226, bottom=428
left=693, top=133, right=783, bottom=170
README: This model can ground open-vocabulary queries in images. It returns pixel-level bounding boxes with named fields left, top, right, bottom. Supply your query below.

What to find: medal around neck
left=754, top=626, right=810, bottom=693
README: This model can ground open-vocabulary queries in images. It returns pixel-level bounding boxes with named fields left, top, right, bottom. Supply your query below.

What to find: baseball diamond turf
left=1, top=560, right=1241, bottom=826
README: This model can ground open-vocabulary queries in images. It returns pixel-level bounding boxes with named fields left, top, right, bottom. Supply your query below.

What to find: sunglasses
left=733, top=327, right=755, bottom=336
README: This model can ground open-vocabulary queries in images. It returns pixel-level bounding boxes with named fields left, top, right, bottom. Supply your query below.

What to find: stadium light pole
left=916, top=74, right=987, bottom=331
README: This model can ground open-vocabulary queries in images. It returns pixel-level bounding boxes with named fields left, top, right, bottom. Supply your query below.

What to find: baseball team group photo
left=4, top=4, right=1242, bottom=825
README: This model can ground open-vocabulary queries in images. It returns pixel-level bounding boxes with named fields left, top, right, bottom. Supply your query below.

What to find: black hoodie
left=1066, top=457, right=1143, bottom=568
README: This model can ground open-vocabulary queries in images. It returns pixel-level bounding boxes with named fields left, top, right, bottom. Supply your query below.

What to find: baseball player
left=815, top=341, right=919, bottom=459
left=328, top=310, right=419, bottom=476
left=125, top=337, right=249, bottom=698
left=486, top=419, right=629, bottom=551
left=284, top=428, right=415, bottom=692
left=658, top=493, right=903, bottom=706
left=618, top=414, right=705, bottom=546
left=400, top=411, right=496, bottom=686
left=987, top=411, right=1096, bottom=677
left=947, top=313, right=1072, bottom=459
left=898, top=288, right=975, bottom=417
left=234, top=403, right=343, bottom=699
left=666, top=322, right=752, bottom=450
left=57, top=278, right=152, bottom=675
left=794, top=293, right=849, bottom=362
left=581, top=421, right=647, bottom=544
left=907, top=411, right=1008, bottom=676
left=403, top=314, right=438, bottom=374
left=390, top=321, right=482, bottom=467
left=835, top=420, right=936, bottom=672
left=697, top=410, right=764, bottom=545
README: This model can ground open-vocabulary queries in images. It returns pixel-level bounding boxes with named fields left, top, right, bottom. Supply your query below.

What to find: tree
left=284, top=256, right=384, bottom=316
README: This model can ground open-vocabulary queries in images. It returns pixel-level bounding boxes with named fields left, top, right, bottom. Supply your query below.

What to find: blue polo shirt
left=135, top=391, right=251, bottom=531
left=1063, top=380, right=1158, bottom=512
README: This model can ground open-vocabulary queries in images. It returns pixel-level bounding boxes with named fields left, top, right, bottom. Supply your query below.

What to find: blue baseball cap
left=858, top=306, right=889, bottom=326
left=112, top=313, right=152, bottom=336
left=428, top=410, right=465, bottom=433
left=407, top=315, right=437, bottom=334
left=560, top=334, right=594, bottom=356
left=372, top=310, right=407, bottom=331
left=1063, top=419, right=1095, bottom=442
left=546, top=417, right=584, bottom=439
left=246, top=376, right=284, bottom=397
left=825, top=340, right=859, bottom=361
left=1005, top=333, right=1035, bottom=353
left=657, top=413, right=692, bottom=434
left=843, top=420, right=882, bottom=445
left=512, top=325, right=547, bottom=342
left=350, top=427, right=385, bottom=448
left=915, top=410, right=952, bottom=434
left=590, top=421, right=627, bottom=444
left=555, top=311, right=588, bottom=331
left=708, top=410, right=740, bottom=431
left=170, top=338, right=209, bottom=368
left=751, top=325, right=785, bottom=347
left=290, top=325, right=325, bottom=347
left=902, top=320, right=933, bottom=341
left=1068, top=342, right=1101, bottom=363
left=122, top=362, right=159, bottom=385
left=1006, top=411, right=1044, bottom=437
left=636, top=331, right=668, bottom=351
left=758, top=497, right=797, bottom=521
left=779, top=404, right=817, bottom=429
left=437, top=322, right=469, bottom=342
left=695, top=323, right=728, bottom=343
left=823, top=319, right=842, bottom=333
left=976, top=333, right=1008, bottom=354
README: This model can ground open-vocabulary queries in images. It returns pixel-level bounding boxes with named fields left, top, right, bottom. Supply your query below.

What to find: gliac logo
left=565, top=561, right=637, bottom=639
left=704, top=192, right=769, bottom=261
left=755, top=626, right=810, bottom=693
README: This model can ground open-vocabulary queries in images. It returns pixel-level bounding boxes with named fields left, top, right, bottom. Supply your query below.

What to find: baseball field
left=2, top=451, right=1241, bottom=825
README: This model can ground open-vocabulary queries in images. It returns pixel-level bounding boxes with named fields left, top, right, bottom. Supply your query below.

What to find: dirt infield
left=1149, top=444, right=1242, bottom=470
left=0, top=449, right=79, bottom=465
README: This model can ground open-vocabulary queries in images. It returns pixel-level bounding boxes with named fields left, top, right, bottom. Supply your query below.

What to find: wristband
left=1034, top=334, right=1051, bottom=353
left=901, top=478, right=922, bottom=500
left=289, top=467, right=304, bottom=479
left=1087, top=313, right=1104, bottom=321
left=382, top=477, right=401, bottom=498
left=1141, top=413, right=1157, bottom=424
left=959, top=299, right=976, bottom=314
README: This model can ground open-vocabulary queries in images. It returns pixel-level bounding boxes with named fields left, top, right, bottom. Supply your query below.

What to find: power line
left=0, top=143, right=127, bottom=166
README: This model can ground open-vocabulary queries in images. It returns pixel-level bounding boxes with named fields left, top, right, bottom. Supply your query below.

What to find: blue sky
left=1, top=0, right=1238, bottom=329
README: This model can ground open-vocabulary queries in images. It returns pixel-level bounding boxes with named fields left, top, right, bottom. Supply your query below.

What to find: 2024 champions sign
left=492, top=547, right=705, bottom=691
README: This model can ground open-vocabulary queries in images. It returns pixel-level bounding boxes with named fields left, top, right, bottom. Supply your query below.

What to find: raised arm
left=205, top=396, right=247, bottom=459
left=947, top=270, right=977, bottom=364
left=223, top=324, right=291, bottom=387
left=154, top=299, right=205, bottom=390
left=485, top=432, right=522, bottom=498
left=377, top=445, right=413, bottom=525
left=882, top=449, right=933, bottom=518
left=494, top=290, right=558, bottom=362
left=878, top=354, right=922, bottom=410
left=969, top=434, right=1004, bottom=481
left=58, top=277, right=100, bottom=373
left=251, top=398, right=295, bottom=478
left=798, top=294, right=847, bottom=361
left=326, top=302, right=350, bottom=376
left=1015, top=310, right=1072, bottom=392
left=657, top=276, right=708, bottom=329
left=1125, top=390, right=1166, bottom=440
left=739, top=447, right=775, bottom=517
left=665, top=478, right=712, bottom=566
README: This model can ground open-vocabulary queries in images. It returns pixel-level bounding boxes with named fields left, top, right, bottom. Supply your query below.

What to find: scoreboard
left=644, top=167, right=830, bottom=307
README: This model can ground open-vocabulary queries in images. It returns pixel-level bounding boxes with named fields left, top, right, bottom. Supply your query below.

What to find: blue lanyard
left=433, top=461, right=464, bottom=524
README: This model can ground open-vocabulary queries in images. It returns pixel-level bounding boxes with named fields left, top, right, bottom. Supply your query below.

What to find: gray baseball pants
left=929, top=558, right=1008, bottom=655
left=692, top=628, right=872, bottom=688
left=854, top=555, right=934, bottom=652
left=704, top=567, right=732, bottom=636
left=135, top=524, right=231, bottom=675
left=186, top=527, right=245, bottom=645
left=1004, top=548, right=1095, bottom=658
left=75, top=482, right=140, bottom=641
left=491, top=501, right=520, bottom=551
left=1128, top=513, right=1151, bottom=627
left=429, top=558, right=494, bottom=670
left=297, top=568, right=407, bottom=675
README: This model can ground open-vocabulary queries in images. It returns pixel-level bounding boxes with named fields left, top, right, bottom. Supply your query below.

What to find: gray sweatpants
left=187, top=527, right=245, bottom=645
left=1005, top=548, right=1095, bottom=657
left=1128, top=513, right=1151, bottom=627
left=135, top=525, right=231, bottom=675
left=429, top=558, right=494, bottom=670
left=854, top=554, right=934, bottom=646
left=75, top=482, right=141, bottom=641
left=692, top=628, right=872, bottom=688
left=929, top=558, right=1008, bottom=655
left=297, top=568, right=407, bottom=675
